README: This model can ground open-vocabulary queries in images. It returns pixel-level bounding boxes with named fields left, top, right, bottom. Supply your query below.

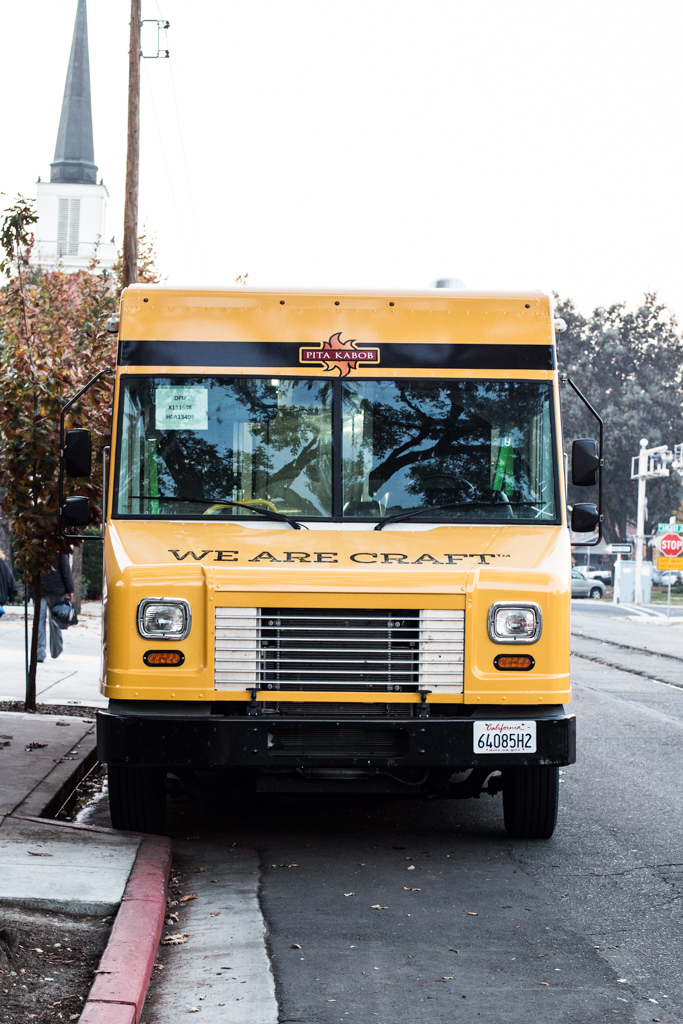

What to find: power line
left=156, top=12, right=207, bottom=278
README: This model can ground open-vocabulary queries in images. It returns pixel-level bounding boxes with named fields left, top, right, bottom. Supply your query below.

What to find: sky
left=2, top=0, right=683, bottom=317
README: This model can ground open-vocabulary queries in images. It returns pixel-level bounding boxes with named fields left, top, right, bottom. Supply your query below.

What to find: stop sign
left=660, top=533, right=683, bottom=557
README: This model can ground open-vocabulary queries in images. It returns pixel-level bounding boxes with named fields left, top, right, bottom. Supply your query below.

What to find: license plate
left=473, top=721, right=537, bottom=753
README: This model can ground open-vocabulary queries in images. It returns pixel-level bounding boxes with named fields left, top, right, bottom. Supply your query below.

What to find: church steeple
left=50, top=0, right=97, bottom=184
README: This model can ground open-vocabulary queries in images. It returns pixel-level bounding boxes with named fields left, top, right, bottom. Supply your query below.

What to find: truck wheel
left=108, top=765, right=167, bottom=834
left=502, top=766, right=559, bottom=839
left=589, top=587, right=602, bottom=600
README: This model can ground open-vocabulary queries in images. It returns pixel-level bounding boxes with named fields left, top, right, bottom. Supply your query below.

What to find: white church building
left=32, top=0, right=116, bottom=271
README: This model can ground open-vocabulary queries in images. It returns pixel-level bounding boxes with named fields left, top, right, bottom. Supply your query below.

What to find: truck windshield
left=114, top=376, right=557, bottom=523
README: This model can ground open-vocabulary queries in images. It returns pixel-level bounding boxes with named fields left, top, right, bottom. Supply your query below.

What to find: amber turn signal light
left=493, top=654, right=534, bottom=671
left=143, top=650, right=185, bottom=667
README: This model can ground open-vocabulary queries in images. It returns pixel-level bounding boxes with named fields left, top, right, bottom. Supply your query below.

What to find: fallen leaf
left=25, top=742, right=48, bottom=751
left=188, top=1007, right=201, bottom=1012
left=537, top=953, right=547, bottom=958
left=208, top=912, right=220, bottom=917
left=371, top=905, right=388, bottom=910
left=327, top=999, right=336, bottom=1002
left=287, top=864, right=298, bottom=868
left=407, top=865, right=416, bottom=871
left=344, top=893, right=355, bottom=897
left=291, top=943, right=302, bottom=949
left=467, top=912, right=478, bottom=916
left=403, top=887, right=421, bottom=891
left=27, top=851, right=53, bottom=857
left=540, top=982, right=549, bottom=986
left=161, top=933, right=189, bottom=946
left=449, top=948, right=459, bottom=953
left=178, top=894, right=198, bottom=903
left=196, top=867, right=205, bottom=873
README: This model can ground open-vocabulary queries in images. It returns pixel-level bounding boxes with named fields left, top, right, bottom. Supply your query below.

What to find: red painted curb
left=78, top=1002, right=136, bottom=1024
left=79, top=835, right=172, bottom=1024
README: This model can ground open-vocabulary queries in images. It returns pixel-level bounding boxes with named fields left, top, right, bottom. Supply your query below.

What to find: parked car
left=585, top=567, right=612, bottom=586
left=571, top=568, right=605, bottom=599
left=652, top=569, right=682, bottom=587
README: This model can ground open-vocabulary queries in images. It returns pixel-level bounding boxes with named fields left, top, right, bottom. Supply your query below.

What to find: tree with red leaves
left=0, top=199, right=135, bottom=708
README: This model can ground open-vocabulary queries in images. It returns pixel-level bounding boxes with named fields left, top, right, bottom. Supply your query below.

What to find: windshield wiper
left=374, top=499, right=537, bottom=531
left=130, top=494, right=307, bottom=530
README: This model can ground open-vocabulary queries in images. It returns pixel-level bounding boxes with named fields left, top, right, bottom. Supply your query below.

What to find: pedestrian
left=36, top=554, right=74, bottom=662
left=0, top=549, right=18, bottom=618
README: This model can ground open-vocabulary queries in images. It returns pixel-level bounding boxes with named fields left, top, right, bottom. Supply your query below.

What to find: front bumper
left=97, top=705, right=576, bottom=769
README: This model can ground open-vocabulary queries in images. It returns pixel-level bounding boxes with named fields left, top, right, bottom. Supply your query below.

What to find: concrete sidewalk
left=0, top=708, right=172, bottom=1023
left=0, top=600, right=105, bottom=708
left=0, top=710, right=140, bottom=915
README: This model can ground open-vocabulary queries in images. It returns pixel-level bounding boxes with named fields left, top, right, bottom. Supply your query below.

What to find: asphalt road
left=93, top=611, right=683, bottom=1024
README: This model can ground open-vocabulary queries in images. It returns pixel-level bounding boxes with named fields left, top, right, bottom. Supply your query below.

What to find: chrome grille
left=214, top=607, right=464, bottom=692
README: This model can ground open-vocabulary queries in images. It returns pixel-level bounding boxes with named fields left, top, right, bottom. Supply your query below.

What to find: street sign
left=659, top=533, right=683, bottom=557
left=608, top=543, right=632, bottom=555
left=657, top=522, right=683, bottom=533
left=657, top=556, right=683, bottom=570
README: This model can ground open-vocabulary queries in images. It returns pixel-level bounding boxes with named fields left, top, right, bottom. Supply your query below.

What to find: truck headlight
left=487, top=602, right=542, bottom=644
left=137, top=598, right=192, bottom=640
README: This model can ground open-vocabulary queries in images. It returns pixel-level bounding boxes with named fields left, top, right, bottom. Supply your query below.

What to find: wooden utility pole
left=122, top=0, right=141, bottom=289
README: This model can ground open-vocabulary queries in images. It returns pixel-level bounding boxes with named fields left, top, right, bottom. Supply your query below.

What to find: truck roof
left=117, top=287, right=554, bottom=354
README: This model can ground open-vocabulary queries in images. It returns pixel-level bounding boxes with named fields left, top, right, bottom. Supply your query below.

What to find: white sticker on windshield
left=155, top=387, right=208, bottom=430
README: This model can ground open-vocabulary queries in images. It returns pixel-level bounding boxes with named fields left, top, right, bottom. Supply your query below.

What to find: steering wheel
left=203, top=498, right=279, bottom=516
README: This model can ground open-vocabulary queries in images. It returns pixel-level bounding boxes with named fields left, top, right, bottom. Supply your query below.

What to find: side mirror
left=64, top=428, right=92, bottom=478
left=571, top=503, right=599, bottom=533
left=62, top=496, right=91, bottom=527
left=572, top=438, right=599, bottom=487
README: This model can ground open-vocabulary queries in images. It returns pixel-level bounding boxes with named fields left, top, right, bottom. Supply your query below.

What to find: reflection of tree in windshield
left=119, top=377, right=333, bottom=516
left=342, top=380, right=554, bottom=517
left=156, top=432, right=236, bottom=500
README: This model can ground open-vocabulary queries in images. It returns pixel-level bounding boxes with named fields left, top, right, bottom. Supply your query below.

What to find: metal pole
left=667, top=577, right=672, bottom=618
left=122, top=0, right=141, bottom=289
left=24, top=584, right=29, bottom=692
left=613, top=553, right=621, bottom=604
left=634, top=438, right=648, bottom=605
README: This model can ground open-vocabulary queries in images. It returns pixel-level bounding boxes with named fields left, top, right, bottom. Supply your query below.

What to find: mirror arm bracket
left=560, top=373, right=604, bottom=546
left=59, top=368, right=115, bottom=540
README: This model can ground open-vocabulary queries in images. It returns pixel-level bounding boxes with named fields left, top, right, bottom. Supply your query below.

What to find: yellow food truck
left=61, top=287, right=601, bottom=838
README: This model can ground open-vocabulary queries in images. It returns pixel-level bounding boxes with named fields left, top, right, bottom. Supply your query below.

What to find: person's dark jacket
left=0, top=558, right=18, bottom=605
left=41, top=555, right=74, bottom=596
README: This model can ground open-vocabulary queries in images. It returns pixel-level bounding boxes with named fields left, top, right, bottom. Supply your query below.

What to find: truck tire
left=502, top=765, right=559, bottom=839
left=108, top=765, right=167, bottom=834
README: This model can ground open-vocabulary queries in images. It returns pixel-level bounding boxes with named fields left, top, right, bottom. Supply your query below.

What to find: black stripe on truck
left=118, top=340, right=555, bottom=371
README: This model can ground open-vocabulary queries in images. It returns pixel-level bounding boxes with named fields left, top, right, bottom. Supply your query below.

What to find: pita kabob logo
left=299, top=332, right=380, bottom=377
